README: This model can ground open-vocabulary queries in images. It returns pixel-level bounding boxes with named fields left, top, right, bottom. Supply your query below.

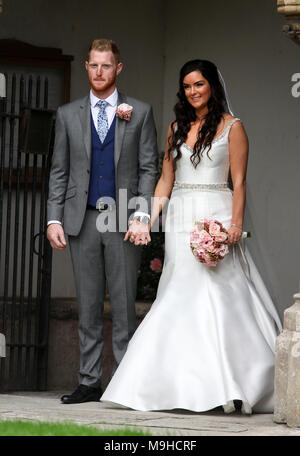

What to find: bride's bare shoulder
left=223, top=113, right=244, bottom=131
left=222, top=113, right=236, bottom=124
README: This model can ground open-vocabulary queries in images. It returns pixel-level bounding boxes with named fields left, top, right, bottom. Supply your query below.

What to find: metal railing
left=0, top=72, right=54, bottom=391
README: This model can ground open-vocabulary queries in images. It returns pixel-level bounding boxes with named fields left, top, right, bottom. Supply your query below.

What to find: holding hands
left=124, top=219, right=151, bottom=246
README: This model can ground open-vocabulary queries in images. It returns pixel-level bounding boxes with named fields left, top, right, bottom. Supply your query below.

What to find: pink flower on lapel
left=116, top=103, right=133, bottom=121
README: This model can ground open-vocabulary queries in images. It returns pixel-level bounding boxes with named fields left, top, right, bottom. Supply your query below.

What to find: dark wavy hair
left=168, top=59, right=228, bottom=168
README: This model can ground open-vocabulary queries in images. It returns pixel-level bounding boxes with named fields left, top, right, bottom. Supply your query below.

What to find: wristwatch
left=132, top=215, right=150, bottom=225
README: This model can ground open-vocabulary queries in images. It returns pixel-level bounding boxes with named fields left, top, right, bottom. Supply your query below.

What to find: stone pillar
left=277, top=0, right=300, bottom=45
left=274, top=293, right=300, bottom=427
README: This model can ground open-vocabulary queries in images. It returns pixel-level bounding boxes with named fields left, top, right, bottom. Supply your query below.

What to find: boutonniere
left=116, top=103, right=133, bottom=121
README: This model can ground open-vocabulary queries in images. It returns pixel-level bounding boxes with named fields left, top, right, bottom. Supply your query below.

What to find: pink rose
left=150, top=258, right=162, bottom=273
left=191, top=219, right=230, bottom=267
left=218, top=245, right=229, bottom=257
left=199, top=230, right=212, bottom=242
left=209, top=222, right=221, bottom=236
left=207, top=244, right=219, bottom=254
left=116, top=103, right=133, bottom=121
left=202, top=239, right=214, bottom=249
left=204, top=254, right=217, bottom=266
left=190, top=232, right=200, bottom=242
left=214, top=232, right=228, bottom=242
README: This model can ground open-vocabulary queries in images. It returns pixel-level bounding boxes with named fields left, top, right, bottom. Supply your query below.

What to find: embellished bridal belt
left=173, top=181, right=230, bottom=191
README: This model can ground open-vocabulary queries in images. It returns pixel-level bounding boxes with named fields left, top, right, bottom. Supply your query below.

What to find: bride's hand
left=124, top=220, right=151, bottom=245
left=228, top=225, right=242, bottom=244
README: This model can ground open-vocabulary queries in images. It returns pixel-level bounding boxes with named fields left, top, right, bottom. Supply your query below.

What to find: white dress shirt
left=90, top=88, right=118, bottom=130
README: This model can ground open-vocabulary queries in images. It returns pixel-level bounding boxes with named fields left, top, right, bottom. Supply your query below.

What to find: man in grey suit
left=47, top=39, right=158, bottom=404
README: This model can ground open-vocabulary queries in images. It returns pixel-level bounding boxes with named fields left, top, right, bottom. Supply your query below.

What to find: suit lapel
left=114, top=92, right=127, bottom=168
left=79, top=92, right=127, bottom=165
left=79, top=95, right=91, bottom=162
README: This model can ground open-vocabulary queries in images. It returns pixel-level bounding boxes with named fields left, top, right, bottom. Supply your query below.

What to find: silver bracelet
left=231, top=223, right=242, bottom=231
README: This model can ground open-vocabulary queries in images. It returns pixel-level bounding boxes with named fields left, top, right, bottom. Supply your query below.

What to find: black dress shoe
left=61, top=384, right=102, bottom=404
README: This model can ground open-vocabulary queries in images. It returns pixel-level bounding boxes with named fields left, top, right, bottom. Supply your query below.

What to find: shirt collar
left=90, top=88, right=118, bottom=108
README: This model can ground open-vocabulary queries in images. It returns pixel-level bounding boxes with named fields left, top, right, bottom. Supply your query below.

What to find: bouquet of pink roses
left=190, top=219, right=229, bottom=267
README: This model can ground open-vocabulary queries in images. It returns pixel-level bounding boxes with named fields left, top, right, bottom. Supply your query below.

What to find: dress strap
left=220, top=117, right=241, bottom=141
left=227, top=117, right=241, bottom=132
left=212, top=117, right=241, bottom=144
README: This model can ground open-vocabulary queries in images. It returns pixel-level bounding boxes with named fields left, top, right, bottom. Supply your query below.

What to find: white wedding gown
left=101, top=118, right=282, bottom=414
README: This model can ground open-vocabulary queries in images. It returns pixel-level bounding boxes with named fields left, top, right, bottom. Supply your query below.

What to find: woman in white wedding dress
left=101, top=59, right=282, bottom=414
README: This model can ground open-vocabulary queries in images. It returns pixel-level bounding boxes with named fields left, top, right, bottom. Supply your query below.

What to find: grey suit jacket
left=47, top=92, right=158, bottom=235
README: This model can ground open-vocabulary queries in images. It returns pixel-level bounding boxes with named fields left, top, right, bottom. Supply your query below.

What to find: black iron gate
left=0, top=73, right=54, bottom=391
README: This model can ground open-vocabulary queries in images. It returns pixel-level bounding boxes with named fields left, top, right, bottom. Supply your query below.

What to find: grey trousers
left=68, top=208, right=141, bottom=388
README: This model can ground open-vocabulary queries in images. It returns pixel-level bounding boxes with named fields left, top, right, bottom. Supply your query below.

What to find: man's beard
left=90, top=77, right=116, bottom=94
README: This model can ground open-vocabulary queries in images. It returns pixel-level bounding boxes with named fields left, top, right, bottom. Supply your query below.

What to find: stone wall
left=162, top=0, right=300, bottom=321
left=0, top=1, right=299, bottom=319
left=0, top=0, right=166, bottom=301
left=47, top=299, right=150, bottom=390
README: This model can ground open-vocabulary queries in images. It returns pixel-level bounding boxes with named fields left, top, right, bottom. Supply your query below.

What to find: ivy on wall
left=136, top=227, right=165, bottom=302
left=136, top=151, right=165, bottom=302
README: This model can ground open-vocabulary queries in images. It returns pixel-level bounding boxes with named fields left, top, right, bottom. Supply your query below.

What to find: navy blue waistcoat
left=87, top=114, right=116, bottom=207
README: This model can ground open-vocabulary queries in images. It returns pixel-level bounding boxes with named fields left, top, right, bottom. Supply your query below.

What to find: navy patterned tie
left=96, top=100, right=109, bottom=143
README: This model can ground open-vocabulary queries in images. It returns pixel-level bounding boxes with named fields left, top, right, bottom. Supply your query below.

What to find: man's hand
left=47, top=223, right=67, bottom=250
left=124, top=219, right=151, bottom=245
